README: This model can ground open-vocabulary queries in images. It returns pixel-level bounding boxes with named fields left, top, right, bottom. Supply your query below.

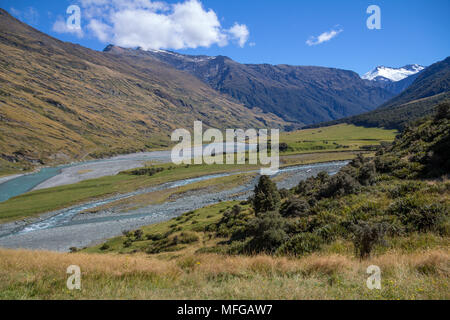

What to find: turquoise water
left=0, top=167, right=63, bottom=202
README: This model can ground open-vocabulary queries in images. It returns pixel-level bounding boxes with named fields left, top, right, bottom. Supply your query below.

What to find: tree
left=252, top=175, right=281, bottom=214
left=244, top=211, right=287, bottom=253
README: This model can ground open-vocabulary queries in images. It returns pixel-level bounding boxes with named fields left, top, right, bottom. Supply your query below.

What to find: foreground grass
left=0, top=248, right=447, bottom=300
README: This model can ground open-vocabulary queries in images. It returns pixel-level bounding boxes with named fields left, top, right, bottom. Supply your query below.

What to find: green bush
left=280, top=197, right=310, bottom=217
left=243, top=211, right=287, bottom=253
left=319, top=172, right=360, bottom=198
left=173, top=232, right=199, bottom=244
left=252, top=176, right=281, bottom=213
left=276, top=233, right=323, bottom=256
left=100, top=243, right=110, bottom=251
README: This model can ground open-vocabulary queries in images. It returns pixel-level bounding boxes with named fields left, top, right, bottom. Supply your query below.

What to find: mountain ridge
left=103, top=44, right=398, bottom=125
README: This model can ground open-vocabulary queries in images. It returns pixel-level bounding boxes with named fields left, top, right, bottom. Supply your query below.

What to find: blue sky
left=1, top=0, right=449, bottom=74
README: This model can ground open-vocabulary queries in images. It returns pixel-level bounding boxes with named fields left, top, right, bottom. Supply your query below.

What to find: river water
left=0, top=161, right=348, bottom=251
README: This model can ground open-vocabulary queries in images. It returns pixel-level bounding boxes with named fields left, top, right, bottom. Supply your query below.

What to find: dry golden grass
left=1, top=248, right=448, bottom=300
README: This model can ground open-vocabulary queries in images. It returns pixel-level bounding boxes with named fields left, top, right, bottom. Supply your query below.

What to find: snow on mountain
left=362, top=64, right=425, bottom=82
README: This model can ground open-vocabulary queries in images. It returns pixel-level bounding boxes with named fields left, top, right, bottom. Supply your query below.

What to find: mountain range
left=107, top=46, right=402, bottom=126
left=314, top=57, right=450, bottom=129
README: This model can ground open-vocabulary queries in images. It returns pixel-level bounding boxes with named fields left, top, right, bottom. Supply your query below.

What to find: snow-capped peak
left=362, top=64, right=425, bottom=82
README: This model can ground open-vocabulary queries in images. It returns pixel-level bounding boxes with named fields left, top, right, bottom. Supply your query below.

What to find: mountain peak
left=362, top=64, right=425, bottom=82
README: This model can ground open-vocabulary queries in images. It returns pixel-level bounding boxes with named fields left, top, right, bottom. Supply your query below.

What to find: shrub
left=244, top=211, right=287, bottom=253
left=278, top=188, right=291, bottom=199
left=276, top=233, right=323, bottom=256
left=173, top=232, right=200, bottom=245
left=100, top=243, right=110, bottom=251
left=122, top=230, right=132, bottom=238
left=123, top=239, right=133, bottom=248
left=319, top=172, right=360, bottom=198
left=215, top=205, right=251, bottom=239
left=279, top=142, right=289, bottom=152
left=129, top=167, right=164, bottom=176
left=434, top=102, right=450, bottom=122
left=351, top=222, right=387, bottom=260
left=252, top=176, right=281, bottom=214
left=280, top=197, right=310, bottom=217
left=358, top=162, right=376, bottom=186
left=400, top=203, right=447, bottom=233
left=146, top=233, right=164, bottom=241
left=388, top=195, right=448, bottom=233
left=134, top=230, right=144, bottom=241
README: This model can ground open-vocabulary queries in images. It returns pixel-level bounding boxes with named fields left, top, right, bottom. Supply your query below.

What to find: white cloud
left=306, top=26, right=343, bottom=46
left=87, top=19, right=111, bottom=42
left=52, top=16, right=84, bottom=38
left=228, top=23, right=249, bottom=48
left=65, top=0, right=249, bottom=49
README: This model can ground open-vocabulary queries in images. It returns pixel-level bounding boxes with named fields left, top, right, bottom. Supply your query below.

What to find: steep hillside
left=106, top=46, right=396, bottom=126
left=0, top=9, right=285, bottom=167
left=312, top=57, right=450, bottom=129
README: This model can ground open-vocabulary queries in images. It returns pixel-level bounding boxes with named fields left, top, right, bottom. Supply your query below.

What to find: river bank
left=0, top=161, right=347, bottom=252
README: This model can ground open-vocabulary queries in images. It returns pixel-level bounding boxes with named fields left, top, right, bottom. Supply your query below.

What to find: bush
left=243, top=211, right=287, bottom=253
left=358, top=162, right=376, bottom=186
left=351, top=222, right=387, bottom=260
left=278, top=188, right=291, bottom=199
left=123, top=239, right=133, bottom=248
left=276, top=233, right=323, bottom=256
left=319, top=172, right=360, bottom=198
left=134, top=230, right=144, bottom=241
left=100, top=243, right=110, bottom=251
left=129, top=167, right=164, bottom=176
left=252, top=176, right=281, bottom=214
left=173, top=232, right=199, bottom=244
left=280, top=197, right=310, bottom=217
left=434, top=102, right=450, bottom=122
left=216, top=205, right=250, bottom=239
left=146, top=233, right=164, bottom=241
left=279, top=142, right=289, bottom=152
left=399, top=203, right=447, bottom=233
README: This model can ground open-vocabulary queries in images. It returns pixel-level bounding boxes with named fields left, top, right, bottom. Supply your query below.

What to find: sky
left=1, top=0, right=449, bottom=75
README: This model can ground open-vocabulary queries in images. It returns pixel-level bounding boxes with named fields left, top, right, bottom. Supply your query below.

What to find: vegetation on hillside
left=94, top=106, right=449, bottom=260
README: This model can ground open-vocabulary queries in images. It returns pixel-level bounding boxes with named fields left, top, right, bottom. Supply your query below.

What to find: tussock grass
left=1, top=248, right=448, bottom=300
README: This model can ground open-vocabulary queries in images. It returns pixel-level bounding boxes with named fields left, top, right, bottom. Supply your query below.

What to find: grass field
left=0, top=247, right=447, bottom=300
left=280, top=124, right=397, bottom=154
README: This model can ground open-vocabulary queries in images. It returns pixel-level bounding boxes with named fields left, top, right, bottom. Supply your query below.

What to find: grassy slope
left=0, top=124, right=396, bottom=223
